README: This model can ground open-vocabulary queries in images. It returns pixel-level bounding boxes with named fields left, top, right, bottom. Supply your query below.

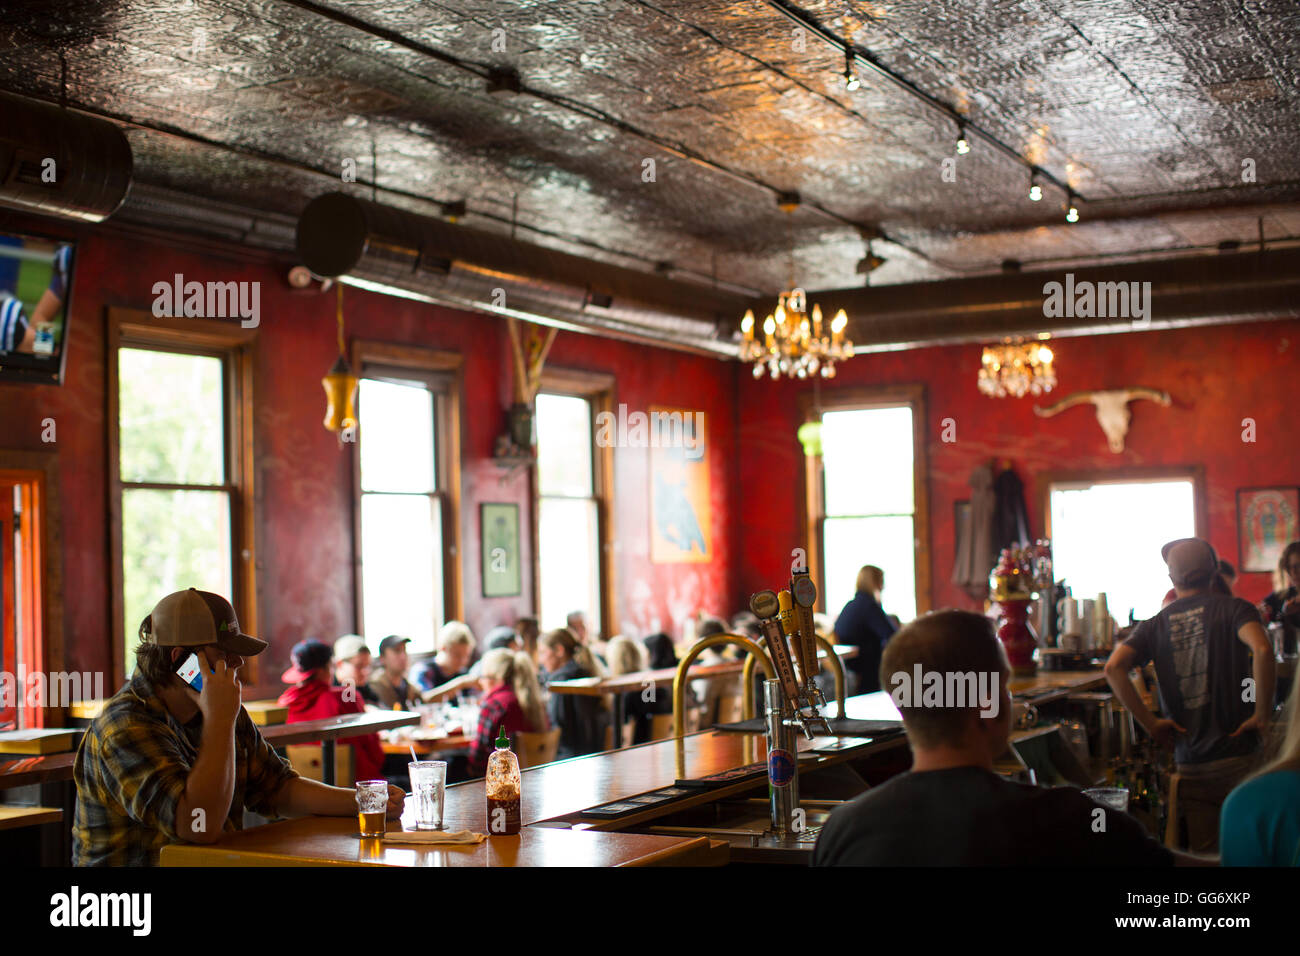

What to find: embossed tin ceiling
left=1, top=0, right=1298, bottom=300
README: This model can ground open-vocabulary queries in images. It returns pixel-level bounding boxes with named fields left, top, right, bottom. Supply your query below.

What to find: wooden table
left=0, top=728, right=83, bottom=756
left=0, top=805, right=62, bottom=831
left=261, top=711, right=420, bottom=785
left=0, top=753, right=75, bottom=790
left=160, top=814, right=724, bottom=867
left=380, top=733, right=471, bottom=756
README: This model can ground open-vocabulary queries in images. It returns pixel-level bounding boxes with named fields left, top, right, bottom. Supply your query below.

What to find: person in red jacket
left=278, top=639, right=385, bottom=782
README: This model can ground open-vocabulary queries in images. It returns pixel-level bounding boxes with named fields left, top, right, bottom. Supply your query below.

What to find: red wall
left=0, top=226, right=737, bottom=701
left=736, top=320, right=1300, bottom=615
left=2, top=217, right=1296, bottom=705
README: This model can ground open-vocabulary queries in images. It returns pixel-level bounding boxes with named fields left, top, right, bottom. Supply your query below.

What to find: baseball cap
left=1161, top=538, right=1219, bottom=589
left=378, top=635, right=411, bottom=656
left=333, top=634, right=369, bottom=661
left=141, top=588, right=267, bottom=656
left=485, top=626, right=520, bottom=651
left=282, top=639, right=334, bottom=684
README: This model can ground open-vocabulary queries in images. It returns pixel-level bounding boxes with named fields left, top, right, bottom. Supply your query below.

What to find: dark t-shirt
left=811, top=766, right=1173, bottom=866
left=833, top=591, right=898, bottom=693
left=1123, top=593, right=1261, bottom=765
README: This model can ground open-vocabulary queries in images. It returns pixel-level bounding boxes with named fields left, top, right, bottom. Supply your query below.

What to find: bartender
left=1260, top=541, right=1300, bottom=659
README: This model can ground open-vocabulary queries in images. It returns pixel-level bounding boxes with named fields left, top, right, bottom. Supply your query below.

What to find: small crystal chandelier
left=739, top=290, right=853, bottom=379
left=978, top=338, right=1057, bottom=398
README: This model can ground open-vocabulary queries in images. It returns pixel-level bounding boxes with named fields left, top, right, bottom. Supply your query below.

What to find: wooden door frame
left=0, top=451, right=64, bottom=727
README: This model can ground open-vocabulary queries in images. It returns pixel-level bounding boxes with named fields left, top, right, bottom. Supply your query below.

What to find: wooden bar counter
left=157, top=670, right=1109, bottom=867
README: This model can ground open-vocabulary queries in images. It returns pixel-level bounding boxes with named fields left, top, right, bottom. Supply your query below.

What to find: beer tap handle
left=790, top=572, right=827, bottom=708
left=777, top=589, right=812, bottom=687
left=750, top=590, right=805, bottom=716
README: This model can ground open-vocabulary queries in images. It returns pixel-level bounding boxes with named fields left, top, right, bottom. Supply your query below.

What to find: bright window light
left=1050, top=479, right=1196, bottom=623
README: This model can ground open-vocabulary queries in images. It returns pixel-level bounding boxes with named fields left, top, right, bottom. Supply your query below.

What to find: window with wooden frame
left=534, top=369, right=615, bottom=638
left=1043, top=466, right=1205, bottom=624
left=108, top=309, right=257, bottom=681
left=800, top=384, right=930, bottom=624
left=352, top=341, right=462, bottom=654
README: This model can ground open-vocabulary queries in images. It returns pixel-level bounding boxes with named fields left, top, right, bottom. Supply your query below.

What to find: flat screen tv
left=0, top=229, right=75, bottom=385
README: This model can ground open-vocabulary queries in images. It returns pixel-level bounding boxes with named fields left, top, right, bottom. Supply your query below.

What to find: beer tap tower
left=749, top=576, right=833, bottom=836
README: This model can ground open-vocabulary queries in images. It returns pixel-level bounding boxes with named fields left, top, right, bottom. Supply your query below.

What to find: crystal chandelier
left=978, top=339, right=1057, bottom=398
left=739, top=289, right=853, bottom=379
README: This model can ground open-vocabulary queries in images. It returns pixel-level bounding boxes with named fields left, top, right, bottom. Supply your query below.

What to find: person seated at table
left=812, top=608, right=1187, bottom=867
left=516, top=615, right=540, bottom=663
left=606, top=636, right=672, bottom=744
left=332, top=634, right=379, bottom=707
left=1260, top=541, right=1300, bottom=659
left=1221, top=664, right=1300, bottom=865
left=538, top=627, right=606, bottom=759
left=415, top=621, right=479, bottom=702
left=568, top=609, right=609, bottom=670
left=278, top=639, right=384, bottom=782
left=72, top=588, right=403, bottom=866
left=368, top=635, right=423, bottom=710
left=466, top=648, right=549, bottom=777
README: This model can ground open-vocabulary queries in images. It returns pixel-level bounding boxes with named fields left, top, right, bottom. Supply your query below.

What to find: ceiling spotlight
left=1028, top=171, right=1042, bottom=202
left=955, top=122, right=970, bottom=155
left=843, top=48, right=860, bottom=91
left=1065, top=193, right=1079, bottom=223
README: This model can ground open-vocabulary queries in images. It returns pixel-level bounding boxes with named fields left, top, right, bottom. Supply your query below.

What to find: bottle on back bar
left=485, top=725, right=521, bottom=835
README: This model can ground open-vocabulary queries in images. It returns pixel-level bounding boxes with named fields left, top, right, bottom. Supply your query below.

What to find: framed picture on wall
left=481, top=503, right=522, bottom=597
left=1237, top=487, right=1299, bottom=573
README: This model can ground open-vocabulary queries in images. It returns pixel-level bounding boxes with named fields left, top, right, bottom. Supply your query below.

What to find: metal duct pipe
left=787, top=248, right=1300, bottom=352
left=296, top=192, right=746, bottom=353
left=0, top=91, right=132, bottom=222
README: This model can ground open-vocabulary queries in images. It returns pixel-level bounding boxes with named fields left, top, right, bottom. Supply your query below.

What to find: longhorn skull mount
left=1033, top=388, right=1172, bottom=453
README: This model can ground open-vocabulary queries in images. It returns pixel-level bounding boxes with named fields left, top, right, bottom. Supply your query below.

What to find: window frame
left=350, top=340, right=464, bottom=639
left=799, top=384, right=931, bottom=617
left=1041, top=465, right=1208, bottom=547
left=106, top=308, right=258, bottom=682
left=534, top=368, right=615, bottom=638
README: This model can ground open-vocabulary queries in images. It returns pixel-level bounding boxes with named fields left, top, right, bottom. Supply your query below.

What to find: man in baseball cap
left=1105, top=539, right=1275, bottom=853
left=369, top=634, right=421, bottom=710
left=72, top=588, right=404, bottom=866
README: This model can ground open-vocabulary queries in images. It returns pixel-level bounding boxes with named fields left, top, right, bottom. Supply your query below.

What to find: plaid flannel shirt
left=72, top=672, right=298, bottom=866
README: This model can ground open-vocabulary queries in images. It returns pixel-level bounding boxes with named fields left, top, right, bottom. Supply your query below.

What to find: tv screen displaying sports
left=0, top=230, right=75, bottom=385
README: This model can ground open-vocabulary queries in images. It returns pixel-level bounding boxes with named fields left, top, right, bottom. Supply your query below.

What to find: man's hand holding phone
left=196, top=655, right=242, bottom=730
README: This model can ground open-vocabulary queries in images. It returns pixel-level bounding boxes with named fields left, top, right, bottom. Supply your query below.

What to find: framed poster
left=1238, top=488, right=1299, bottom=573
left=649, top=406, right=711, bottom=563
left=481, top=503, right=522, bottom=597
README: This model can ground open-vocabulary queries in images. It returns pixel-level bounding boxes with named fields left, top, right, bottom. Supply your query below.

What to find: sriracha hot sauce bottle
left=485, top=725, right=521, bottom=835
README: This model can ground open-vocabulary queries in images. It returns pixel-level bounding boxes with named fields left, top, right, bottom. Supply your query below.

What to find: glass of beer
left=356, top=779, right=390, bottom=837
left=408, top=761, right=447, bottom=830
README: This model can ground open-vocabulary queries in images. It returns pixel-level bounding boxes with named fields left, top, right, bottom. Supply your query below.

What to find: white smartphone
left=175, top=653, right=204, bottom=691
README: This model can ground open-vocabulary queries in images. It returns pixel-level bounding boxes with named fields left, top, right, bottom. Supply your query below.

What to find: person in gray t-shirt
left=1106, top=537, right=1275, bottom=852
